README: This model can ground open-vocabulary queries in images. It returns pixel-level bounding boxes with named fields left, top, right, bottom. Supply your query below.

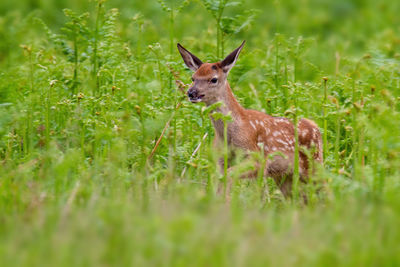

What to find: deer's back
left=242, top=109, right=322, bottom=175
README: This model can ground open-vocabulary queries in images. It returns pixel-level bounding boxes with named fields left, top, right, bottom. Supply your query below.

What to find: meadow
left=0, top=0, right=400, bottom=266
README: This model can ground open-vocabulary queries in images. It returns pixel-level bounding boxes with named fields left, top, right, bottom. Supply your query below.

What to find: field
left=1, top=0, right=400, bottom=266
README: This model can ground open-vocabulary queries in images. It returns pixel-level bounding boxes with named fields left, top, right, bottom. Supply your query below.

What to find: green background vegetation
left=0, top=0, right=400, bottom=266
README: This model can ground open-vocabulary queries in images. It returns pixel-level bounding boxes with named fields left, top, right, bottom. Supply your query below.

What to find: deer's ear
left=220, top=41, right=245, bottom=73
left=177, top=43, right=203, bottom=71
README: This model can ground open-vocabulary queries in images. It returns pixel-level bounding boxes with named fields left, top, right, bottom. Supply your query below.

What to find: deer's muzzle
left=187, top=87, right=204, bottom=103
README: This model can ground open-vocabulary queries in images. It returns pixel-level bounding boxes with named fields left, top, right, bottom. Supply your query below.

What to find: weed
left=0, top=0, right=400, bottom=266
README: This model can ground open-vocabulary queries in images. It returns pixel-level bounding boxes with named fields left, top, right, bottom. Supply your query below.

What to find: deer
left=177, top=41, right=323, bottom=197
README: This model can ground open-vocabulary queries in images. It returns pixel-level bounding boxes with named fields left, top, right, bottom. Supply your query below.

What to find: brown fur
left=195, top=63, right=219, bottom=77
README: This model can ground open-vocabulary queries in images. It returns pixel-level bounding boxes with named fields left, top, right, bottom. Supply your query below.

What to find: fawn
left=177, top=41, right=323, bottom=197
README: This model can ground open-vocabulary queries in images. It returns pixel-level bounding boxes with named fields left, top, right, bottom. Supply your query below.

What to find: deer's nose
left=187, top=87, right=197, bottom=98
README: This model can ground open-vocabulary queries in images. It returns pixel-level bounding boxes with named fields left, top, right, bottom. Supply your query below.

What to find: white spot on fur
left=271, top=146, right=277, bottom=151
left=265, top=128, right=270, bottom=135
left=273, top=131, right=281, bottom=137
left=255, top=120, right=260, bottom=125
left=276, top=139, right=288, bottom=145
left=264, top=145, right=269, bottom=151
left=250, top=121, right=256, bottom=130
left=312, top=128, right=318, bottom=139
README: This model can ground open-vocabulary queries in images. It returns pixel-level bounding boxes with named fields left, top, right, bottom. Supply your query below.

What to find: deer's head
left=177, top=41, right=245, bottom=105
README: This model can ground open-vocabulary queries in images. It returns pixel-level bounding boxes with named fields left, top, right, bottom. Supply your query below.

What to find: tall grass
left=0, top=0, right=400, bottom=266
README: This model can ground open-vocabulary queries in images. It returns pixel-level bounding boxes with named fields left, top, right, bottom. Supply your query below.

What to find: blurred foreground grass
left=0, top=0, right=400, bottom=266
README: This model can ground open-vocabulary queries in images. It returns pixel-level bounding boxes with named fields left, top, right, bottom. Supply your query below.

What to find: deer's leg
left=265, top=155, right=296, bottom=199
left=217, top=152, right=259, bottom=197
left=278, top=176, right=293, bottom=198
left=216, top=153, right=235, bottom=196
left=271, top=172, right=309, bottom=203
left=217, top=157, right=224, bottom=173
left=216, top=145, right=242, bottom=194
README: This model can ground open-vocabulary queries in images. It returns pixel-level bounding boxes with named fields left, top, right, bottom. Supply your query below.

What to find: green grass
left=0, top=0, right=400, bottom=266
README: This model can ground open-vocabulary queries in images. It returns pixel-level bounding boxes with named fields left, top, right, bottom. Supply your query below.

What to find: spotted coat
left=212, top=107, right=323, bottom=183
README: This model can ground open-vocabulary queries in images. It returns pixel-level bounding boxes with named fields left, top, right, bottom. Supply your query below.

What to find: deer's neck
left=212, top=82, right=243, bottom=116
left=210, top=82, right=245, bottom=139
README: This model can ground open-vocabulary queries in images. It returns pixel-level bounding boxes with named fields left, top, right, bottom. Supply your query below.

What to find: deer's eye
left=210, top=78, right=218, bottom=84
left=191, top=77, right=195, bottom=82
